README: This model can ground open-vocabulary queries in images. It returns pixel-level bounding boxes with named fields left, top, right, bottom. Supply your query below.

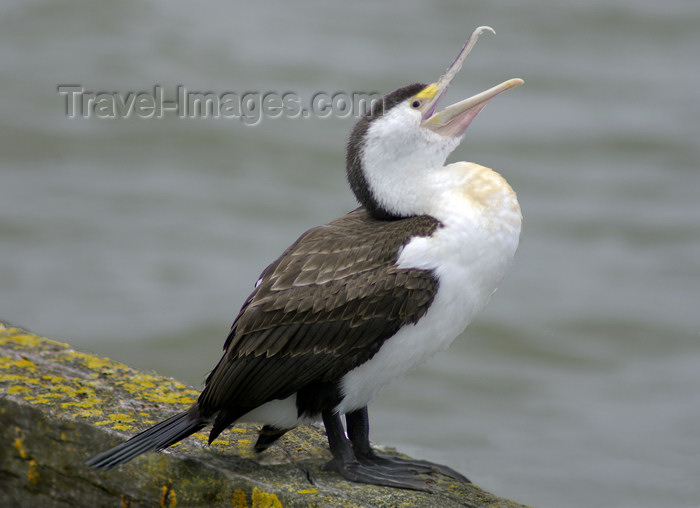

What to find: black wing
left=198, top=207, right=441, bottom=438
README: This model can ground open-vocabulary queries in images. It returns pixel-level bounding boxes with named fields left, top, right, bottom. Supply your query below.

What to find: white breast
left=336, top=162, right=521, bottom=414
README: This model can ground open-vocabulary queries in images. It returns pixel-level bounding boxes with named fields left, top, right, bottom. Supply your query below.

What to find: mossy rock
left=0, top=322, right=527, bottom=507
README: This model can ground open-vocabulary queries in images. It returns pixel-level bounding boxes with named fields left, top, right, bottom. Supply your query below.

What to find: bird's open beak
left=419, top=26, right=523, bottom=138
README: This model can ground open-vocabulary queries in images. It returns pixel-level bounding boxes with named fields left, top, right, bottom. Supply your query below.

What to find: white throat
left=360, top=103, right=460, bottom=217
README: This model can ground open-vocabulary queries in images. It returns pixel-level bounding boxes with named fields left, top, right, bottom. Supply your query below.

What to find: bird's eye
left=411, top=99, right=422, bottom=109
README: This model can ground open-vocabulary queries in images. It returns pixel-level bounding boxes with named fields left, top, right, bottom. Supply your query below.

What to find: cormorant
left=86, top=26, right=523, bottom=491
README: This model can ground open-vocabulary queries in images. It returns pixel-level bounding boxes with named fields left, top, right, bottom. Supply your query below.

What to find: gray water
left=2, top=1, right=699, bottom=506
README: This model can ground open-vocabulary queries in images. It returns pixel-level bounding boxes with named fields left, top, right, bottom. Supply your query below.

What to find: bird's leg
left=254, top=425, right=290, bottom=452
left=321, top=410, right=430, bottom=491
left=345, top=406, right=471, bottom=483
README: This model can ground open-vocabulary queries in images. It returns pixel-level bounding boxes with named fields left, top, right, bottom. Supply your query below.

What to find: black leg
left=254, top=425, right=290, bottom=452
left=344, top=405, right=373, bottom=456
left=321, top=410, right=430, bottom=491
left=322, top=410, right=356, bottom=466
left=345, top=406, right=470, bottom=483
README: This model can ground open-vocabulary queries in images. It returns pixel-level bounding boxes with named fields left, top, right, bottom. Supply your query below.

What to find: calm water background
left=2, top=1, right=699, bottom=506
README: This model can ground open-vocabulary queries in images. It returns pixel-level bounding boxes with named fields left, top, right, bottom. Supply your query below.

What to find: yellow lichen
left=147, top=392, right=197, bottom=405
left=60, top=396, right=101, bottom=409
left=191, top=433, right=210, bottom=443
left=120, top=493, right=133, bottom=508
left=109, top=413, right=136, bottom=422
left=1, top=374, right=40, bottom=384
left=160, top=480, right=177, bottom=508
left=14, top=436, right=27, bottom=459
left=251, top=487, right=282, bottom=508
left=129, top=373, right=161, bottom=388
left=77, top=408, right=104, bottom=418
left=7, top=385, right=31, bottom=395
left=28, top=392, right=63, bottom=404
left=112, top=423, right=135, bottom=431
left=94, top=412, right=137, bottom=430
left=14, top=329, right=67, bottom=348
left=231, top=489, right=248, bottom=508
left=27, top=459, right=39, bottom=485
left=69, top=351, right=127, bottom=371
left=0, top=356, right=37, bottom=371
left=0, top=328, right=60, bottom=348
left=297, top=488, right=318, bottom=494
left=121, top=381, right=197, bottom=405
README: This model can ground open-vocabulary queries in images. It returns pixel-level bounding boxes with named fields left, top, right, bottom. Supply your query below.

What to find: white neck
left=359, top=102, right=460, bottom=217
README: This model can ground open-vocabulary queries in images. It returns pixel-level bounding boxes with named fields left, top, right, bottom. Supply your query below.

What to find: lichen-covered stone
left=0, top=322, right=528, bottom=507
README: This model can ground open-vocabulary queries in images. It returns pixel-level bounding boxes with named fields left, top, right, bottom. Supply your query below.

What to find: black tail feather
left=85, top=411, right=206, bottom=470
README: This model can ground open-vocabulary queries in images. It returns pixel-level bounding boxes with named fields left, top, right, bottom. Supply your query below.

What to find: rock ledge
left=0, top=322, right=527, bottom=507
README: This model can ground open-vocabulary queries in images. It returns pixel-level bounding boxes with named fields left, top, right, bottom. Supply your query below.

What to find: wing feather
left=199, top=208, right=441, bottom=417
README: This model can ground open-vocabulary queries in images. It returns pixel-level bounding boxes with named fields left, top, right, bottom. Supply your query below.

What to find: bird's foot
left=322, top=457, right=433, bottom=492
left=322, top=408, right=469, bottom=491
left=356, top=450, right=471, bottom=483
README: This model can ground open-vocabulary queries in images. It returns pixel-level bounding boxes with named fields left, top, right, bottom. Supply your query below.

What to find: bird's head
left=346, top=26, right=523, bottom=220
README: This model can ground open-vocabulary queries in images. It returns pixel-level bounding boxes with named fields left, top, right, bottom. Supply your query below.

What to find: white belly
left=335, top=260, right=505, bottom=415
left=239, top=395, right=308, bottom=429
left=336, top=287, right=472, bottom=415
